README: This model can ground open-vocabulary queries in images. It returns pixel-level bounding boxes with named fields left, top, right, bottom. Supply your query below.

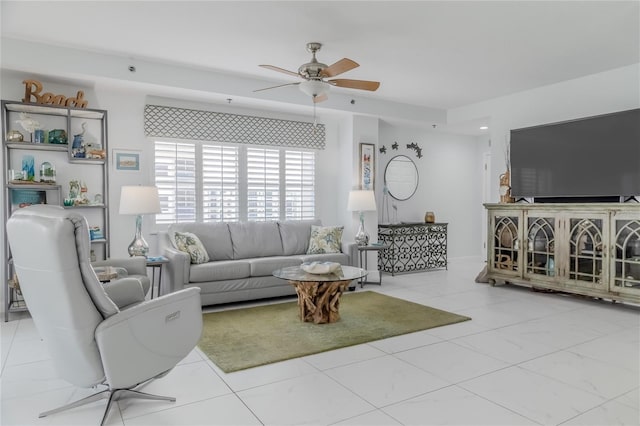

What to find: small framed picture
left=359, top=143, right=375, bottom=190
left=113, top=149, right=140, bottom=171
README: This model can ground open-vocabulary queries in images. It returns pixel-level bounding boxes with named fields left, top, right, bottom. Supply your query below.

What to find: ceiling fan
left=255, top=42, right=380, bottom=103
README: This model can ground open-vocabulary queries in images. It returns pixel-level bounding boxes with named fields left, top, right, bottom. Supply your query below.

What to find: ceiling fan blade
left=320, top=58, right=359, bottom=78
left=328, top=79, right=380, bottom=91
left=259, top=64, right=300, bottom=78
left=253, top=82, right=300, bottom=92
left=313, top=93, right=328, bottom=103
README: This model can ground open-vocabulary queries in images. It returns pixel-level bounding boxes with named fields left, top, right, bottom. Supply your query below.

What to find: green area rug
left=198, top=291, right=471, bottom=373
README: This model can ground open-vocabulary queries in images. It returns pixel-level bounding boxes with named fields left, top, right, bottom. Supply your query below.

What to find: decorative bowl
left=301, top=261, right=341, bottom=275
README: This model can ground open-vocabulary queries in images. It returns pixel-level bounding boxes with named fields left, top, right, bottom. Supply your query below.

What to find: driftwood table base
left=289, top=280, right=351, bottom=324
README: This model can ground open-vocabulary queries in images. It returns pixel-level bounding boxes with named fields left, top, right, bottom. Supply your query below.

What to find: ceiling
left=1, top=1, right=639, bottom=116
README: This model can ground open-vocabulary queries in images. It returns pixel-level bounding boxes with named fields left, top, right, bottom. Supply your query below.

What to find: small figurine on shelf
left=86, top=142, right=106, bottom=159
left=48, top=129, right=67, bottom=145
left=39, top=162, right=56, bottom=184
left=68, top=179, right=90, bottom=206
left=89, top=226, right=104, bottom=241
left=71, top=122, right=87, bottom=158
left=69, top=179, right=80, bottom=200
left=7, top=130, right=24, bottom=142
left=15, top=113, right=40, bottom=142
left=21, top=155, right=35, bottom=181
left=75, top=181, right=90, bottom=205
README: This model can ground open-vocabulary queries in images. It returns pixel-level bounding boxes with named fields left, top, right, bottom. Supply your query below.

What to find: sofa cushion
left=307, top=225, right=344, bottom=254
left=247, top=256, right=303, bottom=277
left=171, top=231, right=210, bottom=264
left=278, top=219, right=321, bottom=255
left=169, top=223, right=233, bottom=261
left=228, top=222, right=284, bottom=259
left=189, top=260, right=251, bottom=283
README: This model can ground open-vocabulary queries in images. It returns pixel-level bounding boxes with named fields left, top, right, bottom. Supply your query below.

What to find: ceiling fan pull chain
left=313, top=97, right=317, bottom=127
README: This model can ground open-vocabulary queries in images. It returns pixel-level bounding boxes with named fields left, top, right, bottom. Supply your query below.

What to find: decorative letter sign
left=22, top=80, right=88, bottom=108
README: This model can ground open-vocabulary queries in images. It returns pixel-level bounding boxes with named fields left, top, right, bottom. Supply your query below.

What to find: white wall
left=3, top=60, right=636, bottom=311
left=0, top=73, right=352, bottom=264
left=448, top=64, right=640, bottom=203
left=378, top=122, right=484, bottom=259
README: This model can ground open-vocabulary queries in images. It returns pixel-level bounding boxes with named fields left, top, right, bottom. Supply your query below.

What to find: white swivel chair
left=6, top=205, right=203, bottom=425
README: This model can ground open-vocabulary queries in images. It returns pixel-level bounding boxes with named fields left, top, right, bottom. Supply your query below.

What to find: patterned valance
left=144, top=104, right=325, bottom=149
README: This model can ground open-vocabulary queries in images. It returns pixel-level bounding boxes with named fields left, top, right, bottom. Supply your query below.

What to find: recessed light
left=480, top=126, right=489, bottom=130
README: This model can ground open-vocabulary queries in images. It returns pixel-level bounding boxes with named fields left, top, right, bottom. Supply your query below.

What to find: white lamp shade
left=299, top=80, right=330, bottom=98
left=347, top=190, right=377, bottom=212
left=119, top=186, right=161, bottom=215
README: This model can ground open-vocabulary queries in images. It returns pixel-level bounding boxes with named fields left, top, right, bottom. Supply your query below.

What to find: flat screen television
left=510, top=108, right=640, bottom=201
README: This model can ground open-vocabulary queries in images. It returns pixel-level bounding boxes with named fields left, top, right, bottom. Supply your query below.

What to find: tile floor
left=1, top=258, right=639, bottom=425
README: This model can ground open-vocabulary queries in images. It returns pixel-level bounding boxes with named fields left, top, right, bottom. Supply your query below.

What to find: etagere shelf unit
left=2, top=100, right=109, bottom=321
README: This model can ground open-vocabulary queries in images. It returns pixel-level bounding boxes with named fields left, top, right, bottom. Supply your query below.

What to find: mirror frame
left=384, top=154, right=419, bottom=201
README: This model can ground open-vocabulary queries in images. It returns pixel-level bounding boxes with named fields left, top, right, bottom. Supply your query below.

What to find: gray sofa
left=158, top=220, right=357, bottom=306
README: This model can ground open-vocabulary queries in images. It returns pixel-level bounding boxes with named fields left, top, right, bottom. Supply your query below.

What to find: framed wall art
left=359, top=142, right=375, bottom=190
left=113, top=149, right=140, bottom=172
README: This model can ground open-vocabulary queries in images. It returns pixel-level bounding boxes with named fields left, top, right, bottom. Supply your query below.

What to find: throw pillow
left=171, top=231, right=210, bottom=264
left=307, top=225, right=343, bottom=254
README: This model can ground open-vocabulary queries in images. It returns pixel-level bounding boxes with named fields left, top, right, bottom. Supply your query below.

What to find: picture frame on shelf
left=113, top=149, right=140, bottom=171
left=359, top=142, right=375, bottom=190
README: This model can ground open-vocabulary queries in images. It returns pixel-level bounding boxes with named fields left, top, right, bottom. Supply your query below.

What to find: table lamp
left=119, top=185, right=161, bottom=257
left=347, top=190, right=377, bottom=246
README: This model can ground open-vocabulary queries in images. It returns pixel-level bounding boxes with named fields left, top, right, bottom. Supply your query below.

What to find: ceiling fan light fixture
left=299, top=80, right=330, bottom=98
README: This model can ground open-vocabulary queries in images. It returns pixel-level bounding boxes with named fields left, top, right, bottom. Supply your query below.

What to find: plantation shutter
left=247, top=148, right=280, bottom=221
left=154, top=142, right=196, bottom=224
left=285, top=151, right=315, bottom=220
left=202, top=145, right=239, bottom=222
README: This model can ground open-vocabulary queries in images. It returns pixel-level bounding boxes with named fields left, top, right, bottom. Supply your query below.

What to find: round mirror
left=384, top=155, right=419, bottom=200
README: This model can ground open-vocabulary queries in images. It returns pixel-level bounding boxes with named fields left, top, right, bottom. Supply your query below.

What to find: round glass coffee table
left=273, top=265, right=367, bottom=324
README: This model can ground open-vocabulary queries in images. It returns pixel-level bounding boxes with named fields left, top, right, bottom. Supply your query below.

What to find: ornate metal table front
left=378, top=223, right=448, bottom=275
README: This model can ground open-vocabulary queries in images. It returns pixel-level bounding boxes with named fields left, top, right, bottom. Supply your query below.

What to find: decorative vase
left=425, top=211, right=435, bottom=223
left=499, top=171, right=515, bottom=203
left=7, top=130, right=24, bottom=142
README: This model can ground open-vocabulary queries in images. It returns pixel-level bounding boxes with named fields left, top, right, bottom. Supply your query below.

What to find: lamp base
left=354, top=213, right=369, bottom=246
left=128, top=214, right=149, bottom=257
left=127, top=238, right=149, bottom=257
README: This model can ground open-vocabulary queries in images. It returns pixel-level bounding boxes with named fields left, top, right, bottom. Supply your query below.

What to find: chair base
left=39, top=383, right=175, bottom=426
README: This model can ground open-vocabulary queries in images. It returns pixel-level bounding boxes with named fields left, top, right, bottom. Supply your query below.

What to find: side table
left=357, top=244, right=390, bottom=287
left=94, top=266, right=118, bottom=283
left=146, top=256, right=169, bottom=299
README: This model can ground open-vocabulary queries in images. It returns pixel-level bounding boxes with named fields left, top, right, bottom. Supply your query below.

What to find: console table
left=378, top=223, right=448, bottom=275
left=485, top=203, right=640, bottom=304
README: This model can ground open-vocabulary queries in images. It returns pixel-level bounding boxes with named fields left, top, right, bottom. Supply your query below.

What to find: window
left=154, top=141, right=315, bottom=224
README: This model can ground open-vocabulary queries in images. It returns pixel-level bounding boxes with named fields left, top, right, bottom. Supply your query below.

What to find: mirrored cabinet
left=486, top=203, right=640, bottom=304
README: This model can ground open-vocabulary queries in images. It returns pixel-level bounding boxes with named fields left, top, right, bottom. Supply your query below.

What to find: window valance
left=144, top=104, right=325, bottom=150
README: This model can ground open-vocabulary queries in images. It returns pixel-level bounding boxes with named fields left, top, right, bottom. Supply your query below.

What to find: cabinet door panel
left=566, top=217, right=606, bottom=289
left=491, top=213, right=521, bottom=275
left=524, top=215, right=557, bottom=279
left=611, top=215, right=640, bottom=296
